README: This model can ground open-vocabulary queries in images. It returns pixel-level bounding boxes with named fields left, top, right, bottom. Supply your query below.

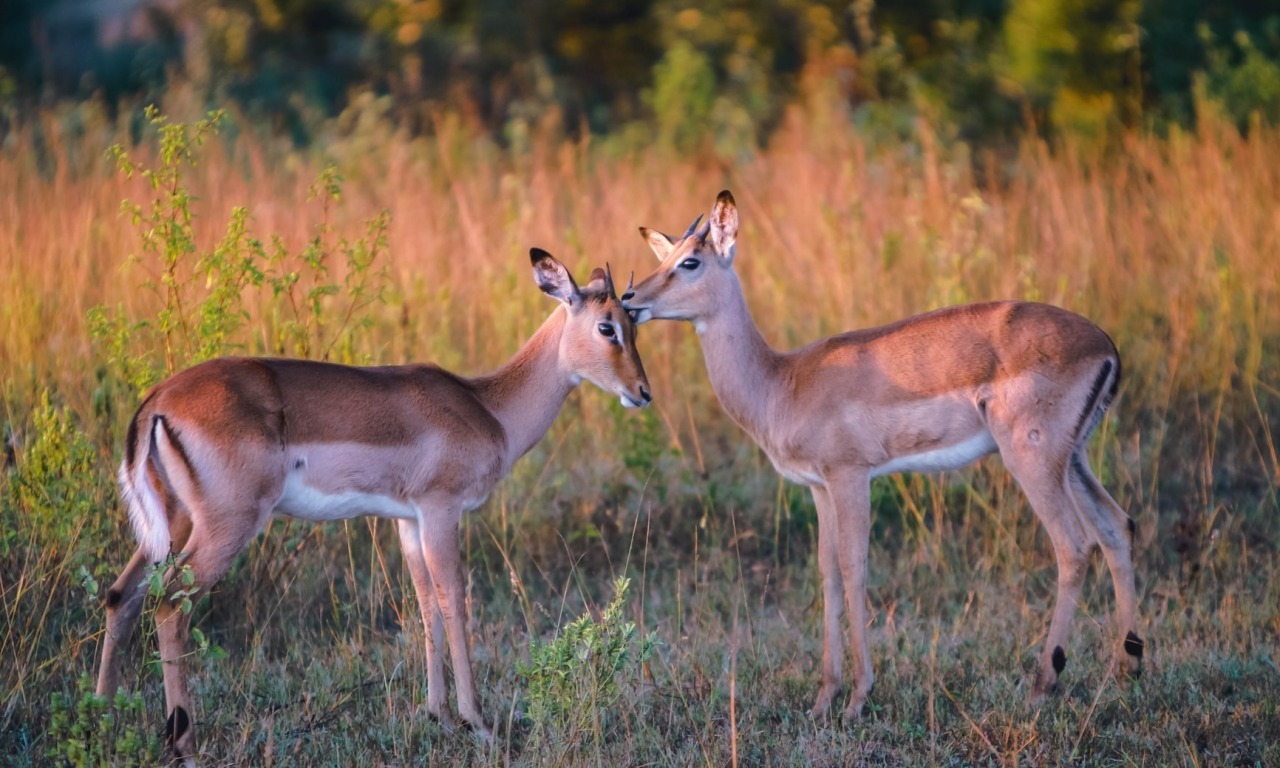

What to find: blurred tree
left=875, top=0, right=1022, bottom=145
left=1197, top=23, right=1280, bottom=128
left=1142, top=1, right=1280, bottom=127
left=649, top=38, right=715, bottom=152
left=1000, top=0, right=1142, bottom=143
left=2, top=0, right=1280, bottom=148
left=0, top=0, right=182, bottom=109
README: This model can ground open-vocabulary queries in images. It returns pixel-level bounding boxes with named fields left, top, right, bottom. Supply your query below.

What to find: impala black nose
left=640, top=385, right=652, bottom=403
left=621, top=290, right=634, bottom=301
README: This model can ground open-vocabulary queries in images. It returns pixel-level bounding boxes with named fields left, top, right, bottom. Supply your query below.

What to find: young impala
left=96, top=249, right=651, bottom=765
left=622, top=191, right=1142, bottom=719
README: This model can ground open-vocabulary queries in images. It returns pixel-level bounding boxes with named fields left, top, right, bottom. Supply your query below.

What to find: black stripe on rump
left=1072, top=359, right=1114, bottom=443
left=151, top=415, right=201, bottom=496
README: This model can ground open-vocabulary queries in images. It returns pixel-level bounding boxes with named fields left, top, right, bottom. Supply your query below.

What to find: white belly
left=769, top=456, right=823, bottom=486
left=870, top=431, right=997, bottom=478
left=274, top=470, right=419, bottom=522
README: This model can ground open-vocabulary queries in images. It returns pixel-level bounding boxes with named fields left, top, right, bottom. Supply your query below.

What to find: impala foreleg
left=828, top=473, right=875, bottom=719
left=419, top=510, right=492, bottom=741
left=809, top=486, right=844, bottom=718
left=397, top=519, right=454, bottom=729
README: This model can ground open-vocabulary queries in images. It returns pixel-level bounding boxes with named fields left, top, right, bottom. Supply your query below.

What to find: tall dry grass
left=1, top=98, right=1277, bottom=764
left=3, top=103, right=1277, bottom=489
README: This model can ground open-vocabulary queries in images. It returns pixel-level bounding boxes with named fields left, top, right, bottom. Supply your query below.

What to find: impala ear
left=639, top=227, right=676, bottom=261
left=707, top=190, right=737, bottom=262
left=530, top=248, right=581, bottom=306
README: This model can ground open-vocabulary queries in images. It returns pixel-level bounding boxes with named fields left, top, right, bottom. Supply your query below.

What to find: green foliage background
left=3, top=0, right=1280, bottom=147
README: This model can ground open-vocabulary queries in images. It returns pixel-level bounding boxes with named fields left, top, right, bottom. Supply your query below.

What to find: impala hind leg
left=1001, top=448, right=1093, bottom=702
left=396, top=519, right=454, bottom=729
left=99, top=513, right=193, bottom=699
left=418, top=508, right=492, bottom=741
left=96, top=548, right=152, bottom=699
left=809, top=485, right=845, bottom=718
left=155, top=527, right=251, bottom=766
left=1068, top=452, right=1143, bottom=678
left=825, top=472, right=875, bottom=719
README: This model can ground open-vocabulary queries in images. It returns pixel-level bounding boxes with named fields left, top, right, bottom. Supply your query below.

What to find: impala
left=95, top=249, right=651, bottom=765
left=622, top=191, right=1142, bottom=718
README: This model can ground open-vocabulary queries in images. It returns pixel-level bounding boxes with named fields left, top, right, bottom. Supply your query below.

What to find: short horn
left=626, top=270, right=634, bottom=294
left=682, top=214, right=704, bottom=240
left=604, top=262, right=616, bottom=297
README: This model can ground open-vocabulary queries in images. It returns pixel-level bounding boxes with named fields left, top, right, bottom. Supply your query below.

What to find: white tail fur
left=118, top=419, right=172, bottom=563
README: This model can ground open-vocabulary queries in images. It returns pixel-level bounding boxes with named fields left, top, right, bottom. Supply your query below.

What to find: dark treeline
left=2, top=0, right=1278, bottom=147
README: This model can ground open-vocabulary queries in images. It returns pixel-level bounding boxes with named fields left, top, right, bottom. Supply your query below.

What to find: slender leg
left=98, top=511, right=193, bottom=700
left=155, top=525, right=247, bottom=767
left=155, top=571, right=198, bottom=768
left=825, top=471, right=875, bottom=719
left=96, top=547, right=151, bottom=698
left=1001, top=456, right=1092, bottom=702
left=1068, top=453, right=1143, bottom=678
left=809, top=485, right=844, bottom=717
left=418, top=508, right=492, bottom=741
left=396, top=519, right=453, bottom=728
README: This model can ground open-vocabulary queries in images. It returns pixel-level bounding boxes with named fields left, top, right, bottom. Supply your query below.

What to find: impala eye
left=598, top=323, right=617, bottom=338
left=679, top=258, right=701, bottom=270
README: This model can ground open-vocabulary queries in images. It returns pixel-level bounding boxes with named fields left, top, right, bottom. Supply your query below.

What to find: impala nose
left=639, top=385, right=652, bottom=404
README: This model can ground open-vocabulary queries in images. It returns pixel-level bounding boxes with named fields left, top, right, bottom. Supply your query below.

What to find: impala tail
left=118, top=406, right=198, bottom=564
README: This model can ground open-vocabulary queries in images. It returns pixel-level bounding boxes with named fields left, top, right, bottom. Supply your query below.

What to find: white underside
left=870, top=431, right=998, bottom=478
left=773, top=462, right=824, bottom=486
left=770, top=431, right=998, bottom=488
left=273, top=470, right=421, bottom=522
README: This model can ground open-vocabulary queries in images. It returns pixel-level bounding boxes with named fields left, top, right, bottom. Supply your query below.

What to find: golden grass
left=3, top=103, right=1277, bottom=484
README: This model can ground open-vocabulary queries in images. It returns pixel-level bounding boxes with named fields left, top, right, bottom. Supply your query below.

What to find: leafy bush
left=519, top=577, right=657, bottom=761
left=2, top=390, right=111, bottom=568
left=47, top=674, right=162, bottom=768
left=89, top=106, right=392, bottom=394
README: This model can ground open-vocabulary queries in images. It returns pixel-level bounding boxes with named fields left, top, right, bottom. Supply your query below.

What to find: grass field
left=2, top=101, right=1278, bottom=766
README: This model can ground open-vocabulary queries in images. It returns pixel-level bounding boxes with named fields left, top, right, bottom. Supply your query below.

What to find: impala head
left=621, top=189, right=739, bottom=326
left=531, top=248, right=652, bottom=408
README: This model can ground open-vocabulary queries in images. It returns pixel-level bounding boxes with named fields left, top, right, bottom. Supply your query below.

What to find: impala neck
left=696, top=272, right=782, bottom=440
left=472, top=308, right=577, bottom=469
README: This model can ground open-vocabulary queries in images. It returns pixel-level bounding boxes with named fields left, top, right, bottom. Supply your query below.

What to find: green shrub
left=2, top=390, right=111, bottom=568
left=519, top=576, right=657, bottom=761
left=89, top=107, right=392, bottom=395
left=47, top=674, right=162, bottom=768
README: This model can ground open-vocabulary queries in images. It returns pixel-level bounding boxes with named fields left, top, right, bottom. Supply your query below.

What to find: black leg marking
left=104, top=589, right=123, bottom=608
left=1052, top=646, right=1067, bottom=675
left=1069, top=453, right=1105, bottom=508
left=1124, top=631, right=1144, bottom=659
left=166, top=706, right=190, bottom=745
left=1127, top=517, right=1136, bottom=542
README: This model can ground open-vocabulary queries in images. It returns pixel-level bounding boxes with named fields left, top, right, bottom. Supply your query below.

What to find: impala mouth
left=619, top=385, right=652, bottom=409
left=625, top=306, right=652, bottom=324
